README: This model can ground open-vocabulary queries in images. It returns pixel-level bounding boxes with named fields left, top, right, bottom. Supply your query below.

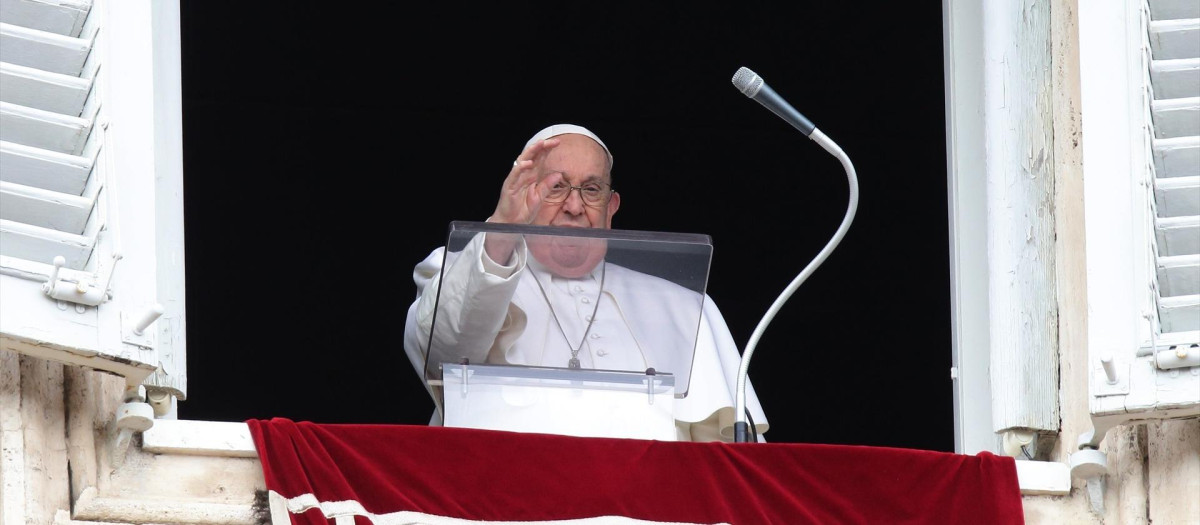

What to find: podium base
left=440, top=363, right=676, bottom=441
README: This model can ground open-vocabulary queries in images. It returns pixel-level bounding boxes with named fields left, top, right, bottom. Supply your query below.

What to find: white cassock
left=403, top=233, right=769, bottom=441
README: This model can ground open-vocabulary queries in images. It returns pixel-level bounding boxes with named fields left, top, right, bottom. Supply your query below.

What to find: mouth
left=550, top=222, right=588, bottom=229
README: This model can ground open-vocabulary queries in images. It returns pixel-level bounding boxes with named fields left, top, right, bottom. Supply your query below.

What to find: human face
left=527, top=133, right=619, bottom=277
left=531, top=134, right=620, bottom=228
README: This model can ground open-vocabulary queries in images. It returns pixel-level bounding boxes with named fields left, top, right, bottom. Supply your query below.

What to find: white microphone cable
left=730, top=67, right=860, bottom=443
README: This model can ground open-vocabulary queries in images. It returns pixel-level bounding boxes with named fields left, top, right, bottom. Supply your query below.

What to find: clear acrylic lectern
left=419, top=221, right=711, bottom=440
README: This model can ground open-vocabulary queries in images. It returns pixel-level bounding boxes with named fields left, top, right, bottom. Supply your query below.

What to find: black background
left=178, top=2, right=953, bottom=451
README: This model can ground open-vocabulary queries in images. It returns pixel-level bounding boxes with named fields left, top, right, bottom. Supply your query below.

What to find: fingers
left=493, top=138, right=562, bottom=224
left=526, top=178, right=542, bottom=216
left=511, top=137, right=560, bottom=172
left=503, top=160, right=538, bottom=196
left=520, top=137, right=560, bottom=163
left=503, top=137, right=560, bottom=191
left=526, top=170, right=562, bottom=212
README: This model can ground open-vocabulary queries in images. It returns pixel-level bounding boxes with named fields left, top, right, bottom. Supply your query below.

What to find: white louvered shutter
left=1146, top=0, right=1199, bottom=344
left=1079, top=0, right=1199, bottom=428
left=0, top=0, right=187, bottom=402
left=1108, top=0, right=1200, bottom=415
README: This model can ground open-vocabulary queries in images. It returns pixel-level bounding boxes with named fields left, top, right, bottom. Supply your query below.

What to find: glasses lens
left=542, top=181, right=570, bottom=203
left=580, top=183, right=606, bottom=205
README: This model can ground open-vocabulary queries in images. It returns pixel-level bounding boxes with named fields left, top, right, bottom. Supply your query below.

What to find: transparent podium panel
left=442, top=364, right=676, bottom=440
left=419, top=221, right=711, bottom=438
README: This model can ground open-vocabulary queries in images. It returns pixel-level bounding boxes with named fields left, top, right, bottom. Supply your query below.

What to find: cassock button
left=591, top=333, right=601, bottom=339
left=574, top=285, right=583, bottom=293
left=581, top=297, right=590, bottom=304
left=597, top=349, right=609, bottom=357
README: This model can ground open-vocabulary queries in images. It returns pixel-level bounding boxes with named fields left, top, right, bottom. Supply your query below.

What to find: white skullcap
left=523, top=123, right=613, bottom=170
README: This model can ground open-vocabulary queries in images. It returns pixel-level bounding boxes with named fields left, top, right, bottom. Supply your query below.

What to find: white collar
left=527, top=254, right=605, bottom=291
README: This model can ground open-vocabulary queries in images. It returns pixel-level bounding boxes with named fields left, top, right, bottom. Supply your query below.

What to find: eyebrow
left=543, top=170, right=607, bottom=184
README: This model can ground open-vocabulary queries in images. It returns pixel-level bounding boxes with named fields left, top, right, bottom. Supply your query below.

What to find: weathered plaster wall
left=1147, top=419, right=1200, bottom=522
left=2, top=347, right=77, bottom=524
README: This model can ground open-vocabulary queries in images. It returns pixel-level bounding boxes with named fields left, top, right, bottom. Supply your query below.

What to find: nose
left=561, top=186, right=586, bottom=214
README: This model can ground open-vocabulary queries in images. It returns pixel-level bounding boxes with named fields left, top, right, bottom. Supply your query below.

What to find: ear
left=605, top=191, right=620, bottom=226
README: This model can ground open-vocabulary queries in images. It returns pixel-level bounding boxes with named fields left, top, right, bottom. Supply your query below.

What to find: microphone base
left=734, top=422, right=751, bottom=443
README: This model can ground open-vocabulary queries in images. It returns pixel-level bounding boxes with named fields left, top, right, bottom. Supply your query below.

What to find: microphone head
left=731, top=67, right=764, bottom=98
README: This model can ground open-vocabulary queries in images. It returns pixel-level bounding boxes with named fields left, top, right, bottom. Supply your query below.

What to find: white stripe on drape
left=266, top=490, right=730, bottom=525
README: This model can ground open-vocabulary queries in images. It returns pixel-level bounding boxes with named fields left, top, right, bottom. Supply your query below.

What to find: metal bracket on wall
left=43, top=253, right=121, bottom=307
left=120, top=304, right=163, bottom=348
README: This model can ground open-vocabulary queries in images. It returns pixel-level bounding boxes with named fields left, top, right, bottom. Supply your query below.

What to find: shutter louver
left=0, top=0, right=99, bottom=271
left=1147, top=0, right=1200, bottom=336
left=0, top=0, right=90, bottom=36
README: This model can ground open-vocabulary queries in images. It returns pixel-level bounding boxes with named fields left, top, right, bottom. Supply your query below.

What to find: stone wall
left=0, top=348, right=265, bottom=525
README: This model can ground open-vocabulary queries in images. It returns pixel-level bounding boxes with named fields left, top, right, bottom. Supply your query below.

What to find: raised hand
left=484, top=138, right=561, bottom=264
left=490, top=138, right=561, bottom=225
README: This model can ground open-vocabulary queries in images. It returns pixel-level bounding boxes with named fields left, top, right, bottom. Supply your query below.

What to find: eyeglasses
left=541, top=180, right=614, bottom=208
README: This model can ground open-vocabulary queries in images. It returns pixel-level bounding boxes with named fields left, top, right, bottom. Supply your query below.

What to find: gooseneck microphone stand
left=730, top=67, right=860, bottom=443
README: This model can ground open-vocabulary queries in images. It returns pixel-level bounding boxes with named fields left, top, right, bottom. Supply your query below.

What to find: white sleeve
left=402, top=234, right=528, bottom=385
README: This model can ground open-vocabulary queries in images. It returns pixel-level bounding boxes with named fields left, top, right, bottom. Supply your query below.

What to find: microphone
left=731, top=67, right=815, bottom=137
left=729, top=67, right=860, bottom=443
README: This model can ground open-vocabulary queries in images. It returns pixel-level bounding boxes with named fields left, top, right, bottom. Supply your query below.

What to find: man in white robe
left=402, top=124, right=768, bottom=441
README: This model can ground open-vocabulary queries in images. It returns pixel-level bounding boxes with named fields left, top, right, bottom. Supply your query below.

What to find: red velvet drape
left=248, top=418, right=1023, bottom=524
